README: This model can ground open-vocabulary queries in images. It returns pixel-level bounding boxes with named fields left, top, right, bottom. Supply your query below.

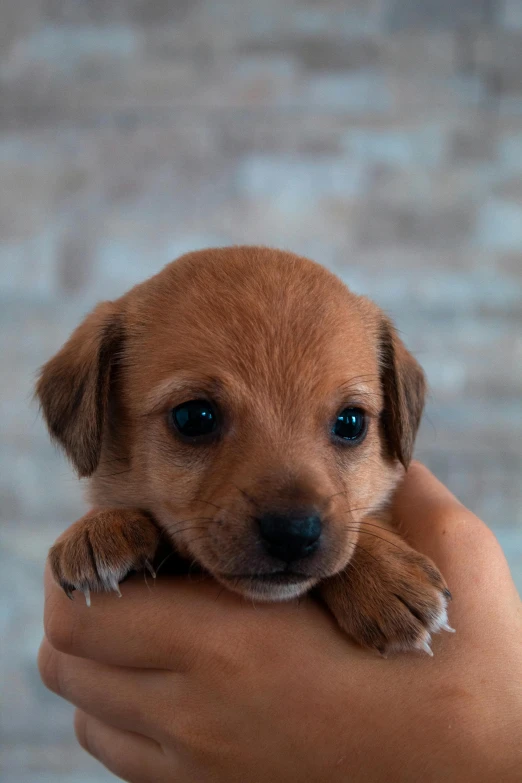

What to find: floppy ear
left=35, top=301, right=123, bottom=477
left=379, top=318, right=426, bottom=468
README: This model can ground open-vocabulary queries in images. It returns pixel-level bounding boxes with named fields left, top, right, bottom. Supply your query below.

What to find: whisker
left=192, top=498, right=227, bottom=513
left=211, top=548, right=241, bottom=576
left=187, top=558, right=203, bottom=578
left=162, top=516, right=215, bottom=529
left=181, top=534, right=216, bottom=546
left=142, top=569, right=154, bottom=594
left=214, top=585, right=227, bottom=602
left=346, top=541, right=381, bottom=566
left=98, top=455, right=131, bottom=465
left=337, top=545, right=366, bottom=581
left=324, top=488, right=355, bottom=503
left=232, top=484, right=259, bottom=509
left=155, top=550, right=177, bottom=575
left=341, top=527, right=407, bottom=552
left=332, top=503, right=387, bottom=517
left=95, top=467, right=135, bottom=480
left=333, top=516, right=396, bottom=534
left=153, top=535, right=215, bottom=575
left=162, top=526, right=212, bottom=541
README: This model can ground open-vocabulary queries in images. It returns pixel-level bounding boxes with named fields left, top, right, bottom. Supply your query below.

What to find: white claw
left=420, top=639, right=434, bottom=657
left=441, top=622, right=456, bottom=633
left=417, top=633, right=434, bottom=656
left=83, top=587, right=91, bottom=608
left=145, top=560, right=157, bottom=579
left=110, top=580, right=122, bottom=598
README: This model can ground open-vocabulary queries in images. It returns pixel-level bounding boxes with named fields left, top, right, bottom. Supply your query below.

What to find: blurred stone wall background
left=2, top=1, right=522, bottom=780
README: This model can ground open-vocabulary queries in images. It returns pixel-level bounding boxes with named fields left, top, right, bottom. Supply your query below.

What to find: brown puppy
left=37, top=246, right=452, bottom=656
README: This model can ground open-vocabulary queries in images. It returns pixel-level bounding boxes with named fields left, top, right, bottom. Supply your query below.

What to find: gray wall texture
left=1, top=1, right=522, bottom=781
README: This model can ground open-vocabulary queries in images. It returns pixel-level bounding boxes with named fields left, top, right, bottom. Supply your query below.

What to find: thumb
left=392, top=461, right=467, bottom=556
left=392, top=462, right=515, bottom=605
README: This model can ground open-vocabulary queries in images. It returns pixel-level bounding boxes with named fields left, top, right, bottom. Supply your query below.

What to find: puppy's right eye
left=170, top=400, right=218, bottom=439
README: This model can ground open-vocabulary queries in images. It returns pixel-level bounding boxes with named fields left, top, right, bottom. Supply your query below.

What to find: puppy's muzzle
left=257, top=510, right=322, bottom=562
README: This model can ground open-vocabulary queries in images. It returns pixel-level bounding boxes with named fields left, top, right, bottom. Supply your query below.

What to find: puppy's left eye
left=333, top=408, right=367, bottom=443
left=170, top=400, right=218, bottom=439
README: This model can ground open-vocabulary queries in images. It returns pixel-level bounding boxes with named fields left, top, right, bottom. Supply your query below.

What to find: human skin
left=39, top=463, right=522, bottom=782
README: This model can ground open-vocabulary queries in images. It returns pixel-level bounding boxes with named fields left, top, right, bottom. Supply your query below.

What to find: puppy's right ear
left=35, top=301, right=123, bottom=477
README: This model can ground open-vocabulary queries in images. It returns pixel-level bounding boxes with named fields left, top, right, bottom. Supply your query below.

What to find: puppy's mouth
left=217, top=570, right=316, bottom=601
left=221, top=570, right=311, bottom=584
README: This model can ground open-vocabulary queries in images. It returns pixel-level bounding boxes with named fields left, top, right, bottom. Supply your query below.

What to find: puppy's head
left=37, top=247, right=425, bottom=600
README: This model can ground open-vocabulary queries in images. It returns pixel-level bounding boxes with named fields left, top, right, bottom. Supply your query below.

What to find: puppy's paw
left=49, top=509, right=160, bottom=605
left=321, top=536, right=453, bottom=656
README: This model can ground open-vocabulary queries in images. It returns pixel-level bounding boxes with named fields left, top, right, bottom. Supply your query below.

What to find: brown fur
left=37, top=246, right=450, bottom=654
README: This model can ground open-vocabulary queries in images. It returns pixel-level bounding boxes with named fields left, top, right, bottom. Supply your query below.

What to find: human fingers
left=38, top=636, right=177, bottom=739
left=74, top=710, right=175, bottom=783
left=43, top=560, right=334, bottom=671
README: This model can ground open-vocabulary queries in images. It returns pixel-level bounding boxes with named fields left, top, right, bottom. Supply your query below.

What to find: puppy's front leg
left=49, top=509, right=161, bottom=604
left=320, top=519, right=453, bottom=656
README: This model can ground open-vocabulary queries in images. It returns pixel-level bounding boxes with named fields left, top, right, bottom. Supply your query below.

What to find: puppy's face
left=37, top=247, right=425, bottom=601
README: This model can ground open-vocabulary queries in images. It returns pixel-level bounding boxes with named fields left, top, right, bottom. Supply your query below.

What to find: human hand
left=38, top=463, right=522, bottom=782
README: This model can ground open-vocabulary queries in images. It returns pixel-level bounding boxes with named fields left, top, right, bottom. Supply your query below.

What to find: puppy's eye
left=170, top=400, right=218, bottom=439
left=333, top=408, right=367, bottom=443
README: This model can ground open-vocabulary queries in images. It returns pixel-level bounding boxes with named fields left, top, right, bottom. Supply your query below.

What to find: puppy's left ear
left=379, top=318, right=426, bottom=468
left=35, top=301, right=123, bottom=477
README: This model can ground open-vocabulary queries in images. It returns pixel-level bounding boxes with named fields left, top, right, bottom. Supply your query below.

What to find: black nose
left=257, top=511, right=322, bottom=562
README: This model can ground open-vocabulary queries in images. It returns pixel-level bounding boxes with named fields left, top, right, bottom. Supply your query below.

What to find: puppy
left=37, top=246, right=452, bottom=656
